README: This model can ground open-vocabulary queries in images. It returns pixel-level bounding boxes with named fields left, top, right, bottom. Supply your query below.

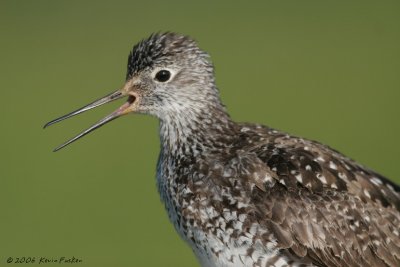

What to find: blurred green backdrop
left=0, top=1, right=399, bottom=266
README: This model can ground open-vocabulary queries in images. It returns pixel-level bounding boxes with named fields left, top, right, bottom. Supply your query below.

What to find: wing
left=255, top=180, right=400, bottom=267
left=228, top=124, right=400, bottom=266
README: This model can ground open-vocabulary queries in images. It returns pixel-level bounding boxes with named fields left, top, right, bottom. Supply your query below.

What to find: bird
left=44, top=32, right=400, bottom=267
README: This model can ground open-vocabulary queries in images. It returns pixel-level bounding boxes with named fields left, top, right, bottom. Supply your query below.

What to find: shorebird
left=45, top=33, right=400, bottom=267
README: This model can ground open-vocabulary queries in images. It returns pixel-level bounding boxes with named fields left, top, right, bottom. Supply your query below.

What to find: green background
left=1, top=1, right=399, bottom=266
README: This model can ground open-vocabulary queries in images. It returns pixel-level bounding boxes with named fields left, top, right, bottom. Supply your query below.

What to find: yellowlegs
left=45, top=33, right=400, bottom=267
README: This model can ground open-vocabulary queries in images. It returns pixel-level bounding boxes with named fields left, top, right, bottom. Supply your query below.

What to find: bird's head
left=123, top=32, right=217, bottom=116
left=44, top=33, right=220, bottom=151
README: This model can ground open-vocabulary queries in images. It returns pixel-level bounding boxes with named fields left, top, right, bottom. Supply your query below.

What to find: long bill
left=44, top=90, right=133, bottom=152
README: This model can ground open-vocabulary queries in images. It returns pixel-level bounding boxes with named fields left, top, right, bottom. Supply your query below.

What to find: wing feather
left=232, top=124, right=400, bottom=266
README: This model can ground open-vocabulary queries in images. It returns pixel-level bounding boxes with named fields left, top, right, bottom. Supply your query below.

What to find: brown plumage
left=45, top=32, right=400, bottom=267
left=208, top=123, right=400, bottom=266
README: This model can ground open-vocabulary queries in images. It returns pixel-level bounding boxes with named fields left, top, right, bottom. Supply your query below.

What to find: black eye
left=155, top=70, right=171, bottom=82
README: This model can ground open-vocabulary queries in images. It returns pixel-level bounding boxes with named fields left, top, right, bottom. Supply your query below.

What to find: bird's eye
left=155, top=70, right=171, bottom=82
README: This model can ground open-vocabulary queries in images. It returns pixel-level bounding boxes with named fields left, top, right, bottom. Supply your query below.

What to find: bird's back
left=158, top=122, right=400, bottom=267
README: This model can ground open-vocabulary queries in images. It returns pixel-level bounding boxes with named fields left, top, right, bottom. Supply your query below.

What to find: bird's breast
left=155, top=153, right=283, bottom=267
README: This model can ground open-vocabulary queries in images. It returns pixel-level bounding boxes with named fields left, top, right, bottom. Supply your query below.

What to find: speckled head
left=121, top=32, right=221, bottom=117
left=126, top=32, right=210, bottom=79
left=44, top=32, right=224, bottom=151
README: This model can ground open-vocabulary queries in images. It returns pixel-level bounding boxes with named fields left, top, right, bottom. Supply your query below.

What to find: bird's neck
left=158, top=100, right=237, bottom=157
